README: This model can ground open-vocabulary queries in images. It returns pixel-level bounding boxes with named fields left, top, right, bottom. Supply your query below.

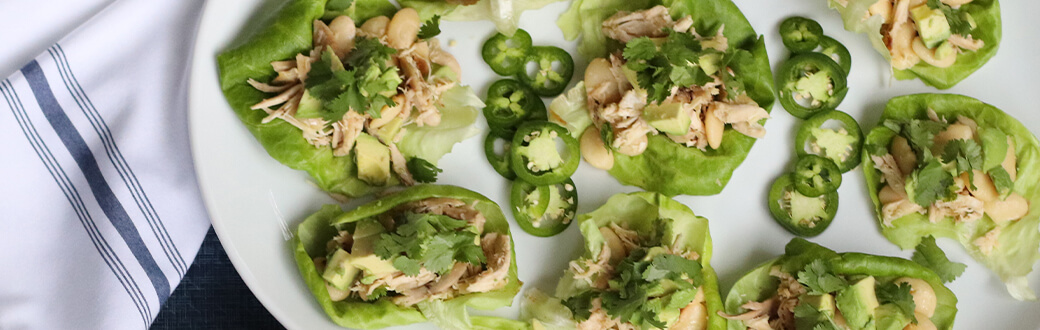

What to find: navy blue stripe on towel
left=20, top=61, right=172, bottom=304
left=48, top=45, right=188, bottom=276
left=2, top=80, right=151, bottom=326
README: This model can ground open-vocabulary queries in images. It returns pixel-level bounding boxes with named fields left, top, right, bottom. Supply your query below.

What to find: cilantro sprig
left=417, top=15, right=441, bottom=39
left=912, top=236, right=967, bottom=283
left=622, top=32, right=747, bottom=104
left=877, top=281, right=918, bottom=323
left=906, top=160, right=955, bottom=208
left=305, top=38, right=401, bottom=121
left=797, top=259, right=848, bottom=295
left=373, top=212, right=485, bottom=276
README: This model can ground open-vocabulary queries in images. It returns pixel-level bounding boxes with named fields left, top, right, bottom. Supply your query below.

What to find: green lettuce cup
left=826, top=0, right=1001, bottom=89
left=724, top=238, right=958, bottom=330
left=522, top=192, right=726, bottom=329
left=217, top=0, right=480, bottom=199
left=292, top=185, right=521, bottom=329
left=399, top=0, right=563, bottom=36
left=551, top=0, right=776, bottom=196
left=862, top=93, right=1040, bottom=300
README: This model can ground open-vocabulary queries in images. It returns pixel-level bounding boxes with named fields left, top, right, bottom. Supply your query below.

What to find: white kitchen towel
left=0, top=0, right=211, bottom=329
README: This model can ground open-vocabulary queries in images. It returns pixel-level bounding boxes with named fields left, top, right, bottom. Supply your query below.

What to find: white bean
left=985, top=193, right=1029, bottom=225
left=359, top=16, right=389, bottom=38
left=895, top=277, right=937, bottom=318
left=704, top=105, right=724, bottom=150
left=599, top=227, right=625, bottom=263
left=968, top=170, right=999, bottom=202
left=904, top=313, right=937, bottom=330
left=891, top=135, right=917, bottom=176
left=580, top=126, right=614, bottom=170
left=328, top=16, right=356, bottom=58
left=911, top=37, right=955, bottom=68
left=387, top=8, right=420, bottom=49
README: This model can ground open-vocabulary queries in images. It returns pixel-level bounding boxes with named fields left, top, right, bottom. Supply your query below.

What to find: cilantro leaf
left=987, top=167, right=1014, bottom=199
left=877, top=281, right=918, bottom=323
left=392, top=256, right=423, bottom=276
left=417, top=15, right=441, bottom=39
left=941, top=139, right=983, bottom=173
left=622, top=37, right=657, bottom=61
left=797, top=260, right=848, bottom=295
left=906, top=160, right=955, bottom=208
left=407, top=158, right=443, bottom=183
left=903, top=119, right=947, bottom=161
left=372, top=212, right=484, bottom=276
left=643, top=254, right=703, bottom=283
left=794, top=302, right=842, bottom=330
left=912, top=236, right=967, bottom=283
left=927, top=0, right=974, bottom=35
left=563, top=292, right=595, bottom=320
left=305, top=38, right=401, bottom=121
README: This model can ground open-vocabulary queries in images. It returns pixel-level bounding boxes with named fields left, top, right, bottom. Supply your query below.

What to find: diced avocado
left=621, top=66, right=640, bottom=88
left=355, top=133, right=391, bottom=186
left=656, top=299, right=682, bottom=326
left=965, top=12, right=977, bottom=29
left=351, top=219, right=386, bottom=256
left=910, top=5, right=952, bottom=48
left=810, top=128, right=856, bottom=164
left=645, top=278, right=681, bottom=297
left=642, top=246, right=671, bottom=262
left=699, top=53, right=724, bottom=76
left=375, top=117, right=405, bottom=144
left=322, top=249, right=360, bottom=290
left=296, top=89, right=323, bottom=119
left=644, top=103, right=693, bottom=135
left=795, top=294, right=837, bottom=330
left=803, top=293, right=837, bottom=316
left=349, top=254, right=397, bottom=277
left=875, top=303, right=912, bottom=330
left=787, top=191, right=829, bottom=225
left=934, top=41, right=956, bottom=61
left=836, top=276, right=880, bottom=330
left=796, top=72, right=835, bottom=103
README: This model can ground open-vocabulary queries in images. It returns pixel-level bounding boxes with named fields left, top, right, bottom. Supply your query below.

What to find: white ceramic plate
left=189, top=0, right=1040, bottom=329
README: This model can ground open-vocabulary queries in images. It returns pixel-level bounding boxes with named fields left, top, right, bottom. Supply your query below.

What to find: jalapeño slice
left=510, top=178, right=578, bottom=237
left=793, top=154, right=843, bottom=197
left=483, top=79, right=546, bottom=131
left=768, top=174, right=838, bottom=237
left=484, top=132, right=517, bottom=180
left=780, top=16, right=824, bottom=53
left=795, top=110, right=863, bottom=173
left=482, top=29, right=533, bottom=76
left=818, top=36, right=851, bottom=75
left=517, top=46, right=574, bottom=97
left=510, top=121, right=580, bottom=185
left=778, top=53, right=849, bottom=119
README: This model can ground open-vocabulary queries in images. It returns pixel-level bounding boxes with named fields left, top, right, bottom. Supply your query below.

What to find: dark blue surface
left=151, top=228, right=284, bottom=329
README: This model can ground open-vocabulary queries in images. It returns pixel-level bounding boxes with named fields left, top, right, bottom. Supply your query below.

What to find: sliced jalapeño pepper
left=510, top=178, right=578, bottom=237
left=795, top=110, right=863, bottom=173
left=482, top=29, right=533, bottom=76
left=483, top=79, right=547, bottom=131
left=818, top=36, right=851, bottom=75
left=767, top=174, right=838, bottom=237
left=484, top=132, right=517, bottom=180
left=793, top=154, right=842, bottom=197
left=778, top=53, right=848, bottom=119
left=510, top=121, right=580, bottom=185
left=780, top=17, right=824, bottom=53
left=517, top=46, right=574, bottom=97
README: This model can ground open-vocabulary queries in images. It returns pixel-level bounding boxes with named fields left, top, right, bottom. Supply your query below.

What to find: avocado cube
left=355, top=133, right=391, bottom=186
left=349, top=254, right=397, bottom=278
left=322, top=249, right=361, bottom=290
left=803, top=293, right=837, bottom=316
left=934, top=41, right=957, bottom=61
left=351, top=219, right=386, bottom=257
left=910, top=5, right=951, bottom=48
left=375, top=117, right=405, bottom=144
left=698, top=53, right=724, bottom=76
left=295, top=89, right=324, bottom=119
left=644, top=103, right=693, bottom=135
left=836, top=276, right=880, bottom=330
left=875, top=304, right=912, bottom=330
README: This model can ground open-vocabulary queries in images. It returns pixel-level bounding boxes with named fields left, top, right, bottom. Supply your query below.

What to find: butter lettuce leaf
left=826, top=0, right=1001, bottom=89
left=724, top=239, right=958, bottom=330
left=401, top=0, right=563, bottom=36
left=292, top=185, right=521, bottom=328
left=861, top=94, right=1040, bottom=300
left=217, top=0, right=478, bottom=198
left=557, top=0, right=776, bottom=196
left=527, top=192, right=726, bottom=329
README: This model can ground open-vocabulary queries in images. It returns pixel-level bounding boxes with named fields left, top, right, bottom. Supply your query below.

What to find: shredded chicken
left=601, top=5, right=674, bottom=43
left=928, top=194, right=984, bottom=223
left=459, top=233, right=511, bottom=293
left=330, top=111, right=366, bottom=156
left=710, top=102, right=770, bottom=138
left=877, top=0, right=982, bottom=69
left=571, top=243, right=613, bottom=289
left=948, top=34, right=984, bottom=51
left=769, top=267, right=804, bottom=330
left=388, top=142, right=415, bottom=185
left=882, top=199, right=925, bottom=226
left=974, top=227, right=1001, bottom=256
left=577, top=298, right=635, bottom=330
left=872, top=154, right=906, bottom=192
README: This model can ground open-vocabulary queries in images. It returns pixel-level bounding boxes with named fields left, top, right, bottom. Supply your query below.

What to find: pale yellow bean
left=869, top=0, right=894, bottom=24
left=387, top=8, right=420, bottom=49
left=431, top=50, right=461, bottom=77
left=599, top=227, right=626, bottom=263
left=1003, top=137, right=1017, bottom=180
left=326, top=283, right=351, bottom=301
left=895, top=277, right=937, bottom=318
left=328, top=16, right=356, bottom=57
left=704, top=105, right=724, bottom=150
left=969, top=170, right=999, bottom=202
left=932, top=123, right=974, bottom=154
left=985, top=193, right=1029, bottom=225
left=904, top=313, right=937, bottom=330
left=584, top=58, right=620, bottom=105
left=891, top=135, right=917, bottom=176
left=359, top=16, right=389, bottom=38
left=580, top=126, right=614, bottom=170
left=672, top=289, right=706, bottom=330
left=879, top=185, right=905, bottom=205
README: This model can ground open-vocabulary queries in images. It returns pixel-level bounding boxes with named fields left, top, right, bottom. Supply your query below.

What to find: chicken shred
left=601, top=5, right=674, bottom=43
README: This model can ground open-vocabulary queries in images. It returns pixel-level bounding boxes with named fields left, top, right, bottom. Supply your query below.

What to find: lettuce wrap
left=523, top=192, right=726, bottom=329
left=861, top=93, right=1040, bottom=300
left=217, top=0, right=481, bottom=199
left=400, top=0, right=563, bottom=36
left=552, top=0, right=776, bottom=196
left=293, top=184, right=522, bottom=329
left=724, top=238, right=958, bottom=330
left=826, top=0, right=1001, bottom=89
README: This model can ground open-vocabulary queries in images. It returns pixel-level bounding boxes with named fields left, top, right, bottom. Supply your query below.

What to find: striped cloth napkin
left=0, top=0, right=211, bottom=329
